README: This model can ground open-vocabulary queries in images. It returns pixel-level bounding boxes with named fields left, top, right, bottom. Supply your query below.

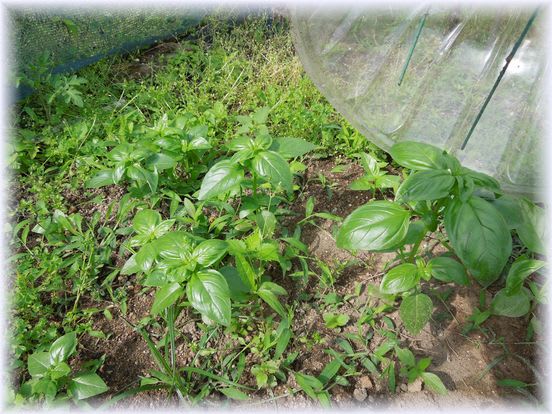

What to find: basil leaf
left=396, top=170, right=455, bottom=202
left=187, top=270, right=231, bottom=326
left=156, top=231, right=194, bottom=266
left=69, top=372, right=109, bottom=400
left=132, top=209, right=162, bottom=236
left=151, top=282, right=183, bottom=315
left=491, top=195, right=523, bottom=230
left=399, top=293, right=432, bottom=335
left=380, top=263, right=418, bottom=294
left=198, top=160, right=244, bottom=200
left=252, top=150, right=293, bottom=193
left=517, top=199, right=547, bottom=255
left=505, top=256, right=545, bottom=295
left=444, top=196, right=512, bottom=287
left=336, top=201, right=410, bottom=252
left=85, top=169, right=116, bottom=188
left=491, top=288, right=532, bottom=318
left=428, top=256, right=468, bottom=286
left=28, top=352, right=52, bottom=378
left=389, top=141, right=447, bottom=171
left=145, top=153, right=177, bottom=171
left=219, top=265, right=250, bottom=302
left=420, top=372, right=447, bottom=395
left=269, top=137, right=316, bottom=159
left=49, top=332, right=77, bottom=365
left=193, top=239, right=227, bottom=267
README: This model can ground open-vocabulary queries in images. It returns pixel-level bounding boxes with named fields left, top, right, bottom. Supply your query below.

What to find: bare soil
left=71, top=157, right=542, bottom=410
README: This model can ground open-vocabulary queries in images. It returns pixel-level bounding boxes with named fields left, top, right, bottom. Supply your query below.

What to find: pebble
left=407, top=378, right=423, bottom=393
left=359, top=376, right=373, bottom=390
left=353, top=387, right=367, bottom=402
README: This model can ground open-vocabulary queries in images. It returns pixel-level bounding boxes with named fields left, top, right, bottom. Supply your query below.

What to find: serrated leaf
left=151, top=282, right=183, bottom=315
left=336, top=201, right=410, bottom=252
left=198, top=160, right=244, bottom=200
left=400, top=294, right=432, bottom=335
left=187, top=270, right=231, bottom=326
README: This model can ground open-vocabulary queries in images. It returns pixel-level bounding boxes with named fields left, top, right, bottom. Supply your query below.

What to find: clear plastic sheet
left=291, top=5, right=546, bottom=197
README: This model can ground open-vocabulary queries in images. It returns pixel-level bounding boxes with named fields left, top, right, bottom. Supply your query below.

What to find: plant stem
left=398, top=9, right=429, bottom=86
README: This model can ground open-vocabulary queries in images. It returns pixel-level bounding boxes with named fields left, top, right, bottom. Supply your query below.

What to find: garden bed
left=8, top=11, right=546, bottom=410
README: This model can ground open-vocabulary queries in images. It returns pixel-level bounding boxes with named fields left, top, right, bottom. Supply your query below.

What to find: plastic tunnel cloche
left=291, top=4, right=547, bottom=198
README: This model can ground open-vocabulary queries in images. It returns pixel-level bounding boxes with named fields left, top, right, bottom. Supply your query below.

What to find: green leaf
left=318, top=359, right=342, bottom=385
left=505, top=256, right=545, bottom=295
left=50, top=362, right=71, bottom=380
left=395, top=347, right=415, bottom=367
left=219, top=265, right=250, bottom=301
left=420, top=372, right=447, bottom=395
left=349, top=176, right=375, bottom=191
left=380, top=263, right=418, bottom=294
left=274, top=326, right=292, bottom=359
left=389, top=141, right=447, bottom=171
left=134, top=242, right=159, bottom=273
left=491, top=288, right=532, bottom=318
left=69, top=372, right=108, bottom=400
left=156, top=231, right=193, bottom=266
left=133, top=209, right=162, bottom=236
left=259, top=281, right=287, bottom=296
left=517, top=199, right=547, bottom=255
left=336, top=201, right=410, bottom=252
left=121, top=254, right=140, bottom=275
left=28, top=352, right=52, bottom=378
left=257, top=287, right=286, bottom=317
left=252, top=150, right=293, bottom=193
left=256, top=210, right=276, bottom=238
left=492, top=195, right=523, bottom=230
left=428, top=256, right=468, bottom=285
left=187, top=270, right=231, bottom=326
left=85, top=169, right=115, bottom=188
left=323, top=313, right=349, bottom=329
left=235, top=253, right=257, bottom=290
left=127, top=165, right=158, bottom=193
left=220, top=387, right=249, bottom=400
left=295, top=372, right=324, bottom=401
left=497, top=379, right=531, bottom=388
left=396, top=170, right=455, bottom=202
left=151, top=282, right=183, bottom=315
left=193, top=239, right=227, bottom=267
left=145, top=153, right=177, bottom=171
left=269, top=137, right=317, bottom=159
left=444, top=196, right=512, bottom=287
left=49, top=332, right=77, bottom=364
left=400, top=294, right=432, bottom=335
left=198, top=160, right=244, bottom=200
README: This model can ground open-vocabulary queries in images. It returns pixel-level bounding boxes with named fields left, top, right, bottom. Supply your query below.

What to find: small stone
left=359, top=376, right=373, bottom=390
left=407, top=378, right=423, bottom=393
left=400, top=383, right=408, bottom=392
left=353, top=387, right=367, bottom=402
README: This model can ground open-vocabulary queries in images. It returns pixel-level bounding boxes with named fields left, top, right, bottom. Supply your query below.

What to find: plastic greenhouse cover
left=291, top=5, right=547, bottom=198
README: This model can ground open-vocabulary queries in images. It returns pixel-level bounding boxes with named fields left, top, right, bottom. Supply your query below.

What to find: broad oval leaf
left=428, top=256, right=468, bottom=285
left=133, top=209, right=162, bottom=235
left=219, top=265, right=250, bottom=302
left=151, top=282, right=183, bottom=315
left=396, top=170, right=455, bottom=202
left=380, top=263, right=418, bottom=294
left=420, top=372, right=448, bottom=395
left=505, top=256, right=545, bottom=295
left=444, top=196, right=512, bottom=287
left=269, top=137, right=317, bottom=159
left=389, top=141, right=447, bottom=171
left=252, top=151, right=293, bottom=193
left=85, top=169, right=115, bottom=188
left=186, top=270, right=231, bottom=326
left=49, top=332, right=77, bottom=365
left=193, top=239, right=228, bottom=267
left=69, top=372, right=109, bottom=400
left=336, top=201, right=410, bottom=252
left=156, top=231, right=194, bottom=266
left=198, top=160, right=244, bottom=200
left=134, top=242, right=159, bottom=273
left=517, top=199, right=547, bottom=255
left=491, top=288, right=532, bottom=318
left=399, top=293, right=433, bottom=335
left=145, top=153, right=177, bottom=171
left=28, top=352, right=52, bottom=378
